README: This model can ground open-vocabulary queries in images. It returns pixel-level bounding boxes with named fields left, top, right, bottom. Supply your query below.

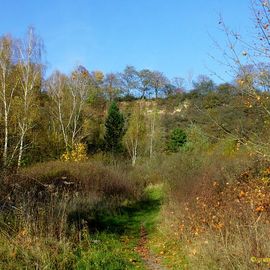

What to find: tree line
left=3, top=26, right=267, bottom=169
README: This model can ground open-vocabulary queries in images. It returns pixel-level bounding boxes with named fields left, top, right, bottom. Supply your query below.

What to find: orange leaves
left=179, top=223, right=185, bottom=232
left=212, top=222, right=224, bottom=230
left=171, top=168, right=269, bottom=245
left=239, top=190, right=246, bottom=198
left=255, top=205, right=265, bottom=213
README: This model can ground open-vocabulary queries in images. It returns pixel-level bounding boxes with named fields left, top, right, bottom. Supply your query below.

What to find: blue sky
left=0, top=0, right=253, bottom=84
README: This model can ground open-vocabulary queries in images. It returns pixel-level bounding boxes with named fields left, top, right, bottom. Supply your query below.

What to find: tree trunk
left=17, top=132, right=25, bottom=169
left=3, top=107, right=8, bottom=167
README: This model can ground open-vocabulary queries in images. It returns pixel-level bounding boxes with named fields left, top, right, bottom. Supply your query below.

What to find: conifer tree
left=104, top=101, right=125, bottom=153
left=167, top=128, right=187, bottom=152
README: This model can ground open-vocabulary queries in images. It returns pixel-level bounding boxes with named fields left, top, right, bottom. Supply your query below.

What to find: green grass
left=75, top=184, right=164, bottom=270
left=148, top=231, right=189, bottom=270
left=76, top=232, right=144, bottom=270
left=0, top=184, right=164, bottom=270
left=94, top=184, right=163, bottom=234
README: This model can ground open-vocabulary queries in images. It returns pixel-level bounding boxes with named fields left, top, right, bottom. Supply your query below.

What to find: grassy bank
left=0, top=162, right=165, bottom=269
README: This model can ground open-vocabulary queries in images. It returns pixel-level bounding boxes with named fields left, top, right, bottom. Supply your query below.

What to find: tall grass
left=0, top=160, right=146, bottom=269
left=146, top=132, right=270, bottom=269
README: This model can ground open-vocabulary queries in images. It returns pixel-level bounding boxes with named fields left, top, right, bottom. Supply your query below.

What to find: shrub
left=0, top=161, right=145, bottom=239
left=154, top=136, right=270, bottom=269
left=61, top=143, right=88, bottom=162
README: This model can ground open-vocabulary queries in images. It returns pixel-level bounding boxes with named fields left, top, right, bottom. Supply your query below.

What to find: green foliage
left=104, top=101, right=125, bottom=153
left=123, top=102, right=147, bottom=165
left=167, top=127, right=187, bottom=152
left=184, top=125, right=210, bottom=152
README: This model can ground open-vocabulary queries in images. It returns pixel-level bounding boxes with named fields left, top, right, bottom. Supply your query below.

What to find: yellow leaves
left=15, top=227, right=34, bottom=250
left=213, top=222, right=224, bottom=230
left=212, top=181, right=218, bottom=187
left=248, top=103, right=253, bottom=108
left=237, top=79, right=245, bottom=86
left=18, top=227, right=28, bottom=237
left=93, top=70, right=104, bottom=83
left=261, top=177, right=270, bottom=184
left=61, top=143, right=88, bottom=162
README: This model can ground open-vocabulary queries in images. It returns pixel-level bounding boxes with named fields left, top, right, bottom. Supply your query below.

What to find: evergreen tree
left=104, top=101, right=125, bottom=152
left=167, top=128, right=187, bottom=152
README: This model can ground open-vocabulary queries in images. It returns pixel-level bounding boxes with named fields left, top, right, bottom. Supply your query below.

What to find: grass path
left=77, top=184, right=166, bottom=270
left=135, top=223, right=167, bottom=270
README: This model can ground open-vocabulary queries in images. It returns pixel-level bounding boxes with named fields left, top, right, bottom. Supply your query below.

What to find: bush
left=152, top=135, right=270, bottom=269
left=61, top=143, right=88, bottom=162
left=0, top=161, right=145, bottom=239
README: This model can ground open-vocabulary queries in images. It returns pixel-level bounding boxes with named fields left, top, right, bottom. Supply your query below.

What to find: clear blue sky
left=0, top=0, right=253, bottom=84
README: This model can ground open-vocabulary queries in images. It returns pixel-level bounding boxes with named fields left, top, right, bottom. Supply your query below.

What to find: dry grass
left=1, top=161, right=142, bottom=223
left=151, top=140, right=270, bottom=269
left=172, top=176, right=270, bottom=269
left=0, top=160, right=146, bottom=269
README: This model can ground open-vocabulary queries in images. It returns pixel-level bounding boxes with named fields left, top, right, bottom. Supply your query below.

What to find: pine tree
left=167, top=127, right=187, bottom=152
left=104, top=101, right=125, bottom=153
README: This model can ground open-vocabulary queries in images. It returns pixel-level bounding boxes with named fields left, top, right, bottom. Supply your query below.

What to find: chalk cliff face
left=120, top=99, right=191, bottom=117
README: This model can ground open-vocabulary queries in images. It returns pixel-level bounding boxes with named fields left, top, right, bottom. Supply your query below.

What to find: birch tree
left=47, top=66, right=90, bottom=150
left=69, top=66, right=90, bottom=146
left=47, top=71, right=69, bottom=149
left=146, top=102, right=163, bottom=159
left=148, top=107, right=157, bottom=159
left=124, top=101, right=146, bottom=166
left=0, top=36, right=17, bottom=167
left=16, top=27, right=43, bottom=168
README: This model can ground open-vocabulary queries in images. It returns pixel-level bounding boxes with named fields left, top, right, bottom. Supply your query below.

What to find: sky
left=0, top=0, right=253, bottom=85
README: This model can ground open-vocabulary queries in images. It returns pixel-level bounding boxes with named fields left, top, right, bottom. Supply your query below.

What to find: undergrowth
left=147, top=136, right=270, bottom=270
left=0, top=162, right=164, bottom=269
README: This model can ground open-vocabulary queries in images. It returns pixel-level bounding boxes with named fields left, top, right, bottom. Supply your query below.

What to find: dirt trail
left=135, top=224, right=167, bottom=270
